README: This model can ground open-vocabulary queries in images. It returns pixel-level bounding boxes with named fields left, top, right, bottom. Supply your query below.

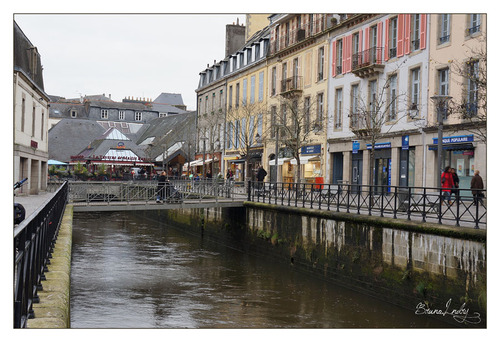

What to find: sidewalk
left=14, top=192, right=55, bottom=221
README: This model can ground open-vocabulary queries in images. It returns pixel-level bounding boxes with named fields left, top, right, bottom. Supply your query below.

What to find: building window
left=317, top=47, right=325, bottom=81
left=220, top=89, right=224, bottom=108
left=468, top=14, right=481, bottom=35
left=336, top=40, right=343, bottom=75
left=317, top=92, right=324, bottom=129
left=212, top=93, right=216, bottom=111
left=239, top=53, right=244, bottom=68
left=271, top=67, right=277, bottom=96
left=352, top=32, right=360, bottom=56
left=439, top=14, right=450, bottom=44
left=21, top=96, right=25, bottom=132
left=258, top=71, right=264, bottom=102
left=101, top=109, right=108, bottom=119
left=369, top=80, right=378, bottom=114
left=388, top=75, right=397, bottom=121
left=466, top=60, right=479, bottom=116
left=205, top=96, right=208, bottom=113
left=242, top=79, right=247, bottom=106
left=235, top=83, right=240, bottom=108
left=232, top=56, right=237, bottom=71
left=304, top=96, right=311, bottom=131
left=32, top=105, right=36, bottom=137
left=334, top=89, right=342, bottom=129
left=281, top=62, right=287, bottom=92
left=228, top=85, right=233, bottom=109
left=389, top=17, right=398, bottom=58
left=118, top=111, right=125, bottom=120
left=159, top=113, right=167, bottom=118
left=438, top=68, right=449, bottom=119
left=410, top=67, right=421, bottom=111
left=250, top=75, right=256, bottom=104
left=255, top=43, right=260, bottom=60
left=411, top=14, right=420, bottom=51
left=71, top=109, right=77, bottom=118
left=135, top=112, right=142, bottom=121
left=370, top=25, right=378, bottom=49
left=350, top=84, right=359, bottom=127
left=247, top=48, right=252, bottom=64
left=41, top=110, right=44, bottom=140
left=271, top=106, right=277, bottom=138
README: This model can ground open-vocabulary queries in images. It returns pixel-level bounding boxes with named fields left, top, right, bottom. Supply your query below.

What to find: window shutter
left=345, top=34, right=352, bottom=73
left=384, top=19, right=390, bottom=61
left=364, top=27, right=369, bottom=51
left=420, top=14, right=427, bottom=50
left=342, top=36, right=347, bottom=74
left=404, top=14, right=411, bottom=55
left=397, top=14, right=404, bottom=57
left=377, top=21, right=383, bottom=62
left=358, top=30, right=363, bottom=54
left=331, top=40, right=337, bottom=77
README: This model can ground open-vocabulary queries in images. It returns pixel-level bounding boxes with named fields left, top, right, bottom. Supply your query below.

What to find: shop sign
left=366, top=142, right=391, bottom=150
left=352, top=141, right=360, bottom=154
left=116, top=142, right=126, bottom=149
left=432, top=135, right=474, bottom=144
left=402, top=135, right=409, bottom=150
left=301, top=144, right=321, bottom=155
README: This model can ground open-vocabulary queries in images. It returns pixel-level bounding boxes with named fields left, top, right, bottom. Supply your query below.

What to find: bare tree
left=268, top=94, right=324, bottom=183
left=197, top=108, right=226, bottom=176
left=348, top=72, right=411, bottom=187
left=226, top=102, right=266, bottom=181
left=448, top=39, right=486, bottom=145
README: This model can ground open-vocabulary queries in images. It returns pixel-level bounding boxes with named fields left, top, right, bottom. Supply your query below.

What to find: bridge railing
left=54, top=179, right=241, bottom=205
left=247, top=181, right=486, bottom=229
left=14, top=181, right=68, bottom=328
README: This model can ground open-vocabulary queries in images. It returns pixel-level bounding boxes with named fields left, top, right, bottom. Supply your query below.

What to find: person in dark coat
left=451, top=168, right=460, bottom=200
left=440, top=166, right=455, bottom=205
left=156, top=171, right=167, bottom=203
left=470, top=170, right=484, bottom=206
left=256, top=166, right=267, bottom=189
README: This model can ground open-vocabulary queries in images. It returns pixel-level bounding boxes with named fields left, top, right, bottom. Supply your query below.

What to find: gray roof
left=48, top=118, right=106, bottom=162
left=135, top=111, right=196, bottom=160
left=151, top=102, right=187, bottom=115
left=153, top=93, right=185, bottom=106
left=14, top=21, right=46, bottom=93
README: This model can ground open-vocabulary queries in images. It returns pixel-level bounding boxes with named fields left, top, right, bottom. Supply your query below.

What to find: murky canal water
left=70, top=211, right=452, bottom=328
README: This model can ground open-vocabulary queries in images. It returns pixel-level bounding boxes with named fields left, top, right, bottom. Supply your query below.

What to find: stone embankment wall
left=27, top=205, right=73, bottom=328
left=139, top=202, right=486, bottom=327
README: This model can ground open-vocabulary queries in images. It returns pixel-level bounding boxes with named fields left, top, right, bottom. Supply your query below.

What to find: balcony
left=349, top=112, right=378, bottom=137
left=352, top=47, right=385, bottom=78
left=280, top=76, right=303, bottom=97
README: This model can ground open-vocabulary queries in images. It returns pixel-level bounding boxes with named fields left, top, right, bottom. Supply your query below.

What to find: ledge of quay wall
left=27, top=205, right=73, bottom=329
left=243, top=201, right=486, bottom=243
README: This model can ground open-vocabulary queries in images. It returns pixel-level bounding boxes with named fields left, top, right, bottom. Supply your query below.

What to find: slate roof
left=14, top=21, right=46, bottom=94
left=48, top=118, right=106, bottom=162
left=153, top=93, right=185, bottom=106
left=135, top=111, right=196, bottom=161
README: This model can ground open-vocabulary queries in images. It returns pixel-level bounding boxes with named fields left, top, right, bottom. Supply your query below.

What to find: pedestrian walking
left=206, top=169, right=212, bottom=179
left=256, top=166, right=267, bottom=189
left=440, top=166, right=455, bottom=205
left=156, top=171, right=167, bottom=203
left=470, top=170, right=484, bottom=206
left=451, top=168, right=460, bottom=201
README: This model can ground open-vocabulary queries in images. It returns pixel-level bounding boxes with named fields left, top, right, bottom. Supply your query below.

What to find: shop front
left=429, top=134, right=476, bottom=196
left=290, top=144, right=322, bottom=184
left=367, top=142, right=392, bottom=194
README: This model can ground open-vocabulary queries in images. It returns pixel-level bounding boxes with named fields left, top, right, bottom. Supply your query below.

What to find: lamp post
left=273, top=124, right=283, bottom=189
left=201, top=137, right=208, bottom=179
left=430, top=95, right=452, bottom=187
left=162, top=144, right=167, bottom=172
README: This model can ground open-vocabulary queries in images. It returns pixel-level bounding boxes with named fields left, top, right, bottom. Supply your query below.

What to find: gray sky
left=14, top=13, right=247, bottom=110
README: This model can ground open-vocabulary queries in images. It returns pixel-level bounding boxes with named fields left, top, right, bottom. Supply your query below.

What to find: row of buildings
left=14, top=21, right=196, bottom=193
left=195, top=14, right=486, bottom=192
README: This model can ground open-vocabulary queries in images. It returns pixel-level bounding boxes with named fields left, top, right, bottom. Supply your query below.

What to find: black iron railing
left=14, top=181, right=68, bottom=328
left=248, top=181, right=486, bottom=229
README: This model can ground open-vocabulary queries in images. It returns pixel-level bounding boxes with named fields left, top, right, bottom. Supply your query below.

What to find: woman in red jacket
left=441, top=166, right=455, bottom=205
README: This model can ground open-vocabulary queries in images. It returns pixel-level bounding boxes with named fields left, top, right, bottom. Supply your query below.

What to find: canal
left=70, top=211, right=453, bottom=328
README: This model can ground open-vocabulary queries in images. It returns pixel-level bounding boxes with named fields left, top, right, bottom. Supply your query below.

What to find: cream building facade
left=14, top=22, right=50, bottom=195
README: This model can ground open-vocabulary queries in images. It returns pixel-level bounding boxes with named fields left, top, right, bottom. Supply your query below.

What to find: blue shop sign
left=432, top=135, right=474, bottom=144
left=402, top=135, right=409, bottom=150
left=301, top=144, right=321, bottom=154
left=366, top=142, right=391, bottom=150
left=352, top=141, right=360, bottom=154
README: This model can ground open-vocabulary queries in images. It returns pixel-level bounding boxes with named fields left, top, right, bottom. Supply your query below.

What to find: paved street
left=14, top=192, right=55, bottom=221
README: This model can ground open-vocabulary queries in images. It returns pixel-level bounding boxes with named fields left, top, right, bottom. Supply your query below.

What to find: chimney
left=109, top=94, right=111, bottom=99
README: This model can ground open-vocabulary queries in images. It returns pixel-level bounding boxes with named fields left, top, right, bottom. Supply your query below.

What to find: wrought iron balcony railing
left=280, top=76, right=303, bottom=95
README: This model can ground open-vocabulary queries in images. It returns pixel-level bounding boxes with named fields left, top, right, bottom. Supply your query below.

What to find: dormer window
left=135, top=112, right=142, bottom=121
left=71, top=109, right=77, bottom=118
left=101, top=109, right=108, bottom=119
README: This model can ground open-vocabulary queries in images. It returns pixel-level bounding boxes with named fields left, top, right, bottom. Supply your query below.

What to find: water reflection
left=71, top=211, right=451, bottom=328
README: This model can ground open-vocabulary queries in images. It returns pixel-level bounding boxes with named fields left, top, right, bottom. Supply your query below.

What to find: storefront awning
left=428, top=143, right=474, bottom=151
left=290, top=154, right=320, bottom=165
left=268, top=158, right=291, bottom=166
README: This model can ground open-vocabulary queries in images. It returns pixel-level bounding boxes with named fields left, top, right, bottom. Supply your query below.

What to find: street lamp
left=201, top=137, right=208, bottom=178
left=430, top=95, right=452, bottom=187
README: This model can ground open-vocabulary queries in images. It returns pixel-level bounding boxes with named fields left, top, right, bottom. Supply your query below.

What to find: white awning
left=290, top=154, right=320, bottom=165
left=268, top=157, right=291, bottom=166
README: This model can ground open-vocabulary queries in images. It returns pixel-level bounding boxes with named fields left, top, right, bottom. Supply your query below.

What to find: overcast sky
left=14, top=13, right=247, bottom=110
